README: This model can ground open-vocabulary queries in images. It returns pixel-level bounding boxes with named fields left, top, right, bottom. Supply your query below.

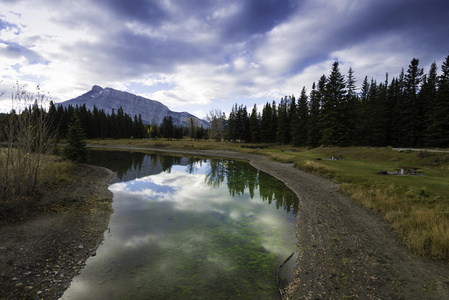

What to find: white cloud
left=0, top=0, right=447, bottom=115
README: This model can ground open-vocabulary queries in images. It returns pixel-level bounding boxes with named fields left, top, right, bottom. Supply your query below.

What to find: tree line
left=1, top=101, right=210, bottom=143
left=220, top=54, right=449, bottom=148
left=43, top=103, right=209, bottom=141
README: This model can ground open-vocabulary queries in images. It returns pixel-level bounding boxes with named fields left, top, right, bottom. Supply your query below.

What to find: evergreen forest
left=223, top=55, right=449, bottom=148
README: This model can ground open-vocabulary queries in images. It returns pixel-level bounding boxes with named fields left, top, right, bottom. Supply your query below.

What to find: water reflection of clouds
left=110, top=165, right=295, bottom=256
left=62, top=156, right=296, bottom=299
left=114, top=169, right=243, bottom=215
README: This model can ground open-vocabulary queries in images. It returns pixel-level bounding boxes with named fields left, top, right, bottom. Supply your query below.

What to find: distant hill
left=57, top=85, right=209, bottom=127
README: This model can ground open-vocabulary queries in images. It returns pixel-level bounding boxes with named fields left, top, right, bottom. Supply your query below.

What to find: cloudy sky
left=0, top=0, right=448, bottom=117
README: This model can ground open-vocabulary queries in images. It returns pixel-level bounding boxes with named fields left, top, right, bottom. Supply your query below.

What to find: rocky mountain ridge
left=57, top=85, right=208, bottom=127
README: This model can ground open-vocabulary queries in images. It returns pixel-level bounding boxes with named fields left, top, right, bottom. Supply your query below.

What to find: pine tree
left=291, top=87, right=308, bottom=146
left=306, top=82, right=322, bottom=147
left=426, top=55, right=449, bottom=147
left=227, top=104, right=238, bottom=142
left=63, top=112, right=89, bottom=163
left=161, top=116, right=174, bottom=140
left=320, top=61, right=348, bottom=146
left=270, top=101, right=278, bottom=143
left=421, top=62, right=439, bottom=145
left=249, top=104, right=260, bottom=143
left=238, top=105, right=251, bottom=142
left=345, top=67, right=359, bottom=145
left=276, top=97, right=290, bottom=144
left=260, top=102, right=273, bottom=143
left=389, top=72, right=407, bottom=146
left=404, top=58, right=424, bottom=146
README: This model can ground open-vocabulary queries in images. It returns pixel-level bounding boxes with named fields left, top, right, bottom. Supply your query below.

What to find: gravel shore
left=0, top=164, right=115, bottom=300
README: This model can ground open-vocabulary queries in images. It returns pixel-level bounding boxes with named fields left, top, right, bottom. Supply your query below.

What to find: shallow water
left=61, top=150, right=298, bottom=300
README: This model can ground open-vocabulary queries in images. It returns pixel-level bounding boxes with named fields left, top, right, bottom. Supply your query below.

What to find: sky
left=0, top=0, right=448, bottom=118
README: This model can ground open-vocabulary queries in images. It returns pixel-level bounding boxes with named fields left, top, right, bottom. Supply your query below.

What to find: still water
left=61, top=150, right=299, bottom=300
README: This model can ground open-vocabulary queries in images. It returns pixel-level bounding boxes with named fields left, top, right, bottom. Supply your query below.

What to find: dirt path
left=89, top=144, right=449, bottom=299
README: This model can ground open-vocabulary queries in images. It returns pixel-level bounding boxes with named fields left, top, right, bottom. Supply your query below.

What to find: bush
left=0, top=83, right=58, bottom=220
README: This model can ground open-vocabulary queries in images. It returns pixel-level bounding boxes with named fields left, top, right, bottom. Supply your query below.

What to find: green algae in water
left=61, top=152, right=298, bottom=300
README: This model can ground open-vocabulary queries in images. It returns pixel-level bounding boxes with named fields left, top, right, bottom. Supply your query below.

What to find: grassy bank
left=0, top=150, right=75, bottom=222
left=89, top=139, right=449, bottom=260
left=275, top=146, right=449, bottom=259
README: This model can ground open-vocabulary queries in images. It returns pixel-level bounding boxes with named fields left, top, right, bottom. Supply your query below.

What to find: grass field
left=89, top=139, right=449, bottom=260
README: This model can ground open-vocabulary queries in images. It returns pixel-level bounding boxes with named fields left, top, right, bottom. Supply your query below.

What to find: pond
left=61, top=150, right=299, bottom=300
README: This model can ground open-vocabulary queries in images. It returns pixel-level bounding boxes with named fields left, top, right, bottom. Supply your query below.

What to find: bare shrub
left=0, top=83, right=58, bottom=219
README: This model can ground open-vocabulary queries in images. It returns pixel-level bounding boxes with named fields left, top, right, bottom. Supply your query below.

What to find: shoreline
left=0, top=164, right=116, bottom=299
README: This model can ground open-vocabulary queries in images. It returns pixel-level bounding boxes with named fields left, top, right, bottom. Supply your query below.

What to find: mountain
left=57, top=85, right=209, bottom=127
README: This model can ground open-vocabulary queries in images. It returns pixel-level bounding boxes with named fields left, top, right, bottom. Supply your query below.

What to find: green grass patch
left=265, top=146, right=449, bottom=259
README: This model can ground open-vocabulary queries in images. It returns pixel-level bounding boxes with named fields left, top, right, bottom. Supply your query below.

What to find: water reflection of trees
left=90, top=151, right=298, bottom=214
left=89, top=151, right=206, bottom=181
left=206, top=159, right=299, bottom=214
left=89, top=150, right=147, bottom=180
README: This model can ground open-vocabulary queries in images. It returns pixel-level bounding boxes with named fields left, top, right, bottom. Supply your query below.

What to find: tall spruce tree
left=389, top=71, right=407, bottom=146
left=238, top=105, right=251, bottom=142
left=270, top=101, right=278, bottom=143
left=276, top=97, right=290, bottom=144
left=64, top=112, right=89, bottom=163
left=249, top=104, right=260, bottom=143
left=421, top=62, right=439, bottom=145
left=404, top=58, right=424, bottom=146
left=320, top=61, right=348, bottom=146
left=291, top=87, right=308, bottom=146
left=227, top=104, right=238, bottom=142
left=306, top=82, right=321, bottom=147
left=426, top=55, right=449, bottom=147
left=260, top=102, right=273, bottom=143
left=345, top=67, right=358, bottom=145
left=161, top=116, right=174, bottom=140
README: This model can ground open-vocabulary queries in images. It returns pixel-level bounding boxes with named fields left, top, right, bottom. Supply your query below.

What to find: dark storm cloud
left=102, top=0, right=298, bottom=70
left=272, top=0, right=449, bottom=79
left=99, top=0, right=168, bottom=25
left=348, top=0, right=449, bottom=40
left=106, top=30, right=206, bottom=72
left=210, top=0, right=299, bottom=42
left=331, top=0, right=449, bottom=60
left=0, top=41, right=47, bottom=64
left=98, top=0, right=298, bottom=42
